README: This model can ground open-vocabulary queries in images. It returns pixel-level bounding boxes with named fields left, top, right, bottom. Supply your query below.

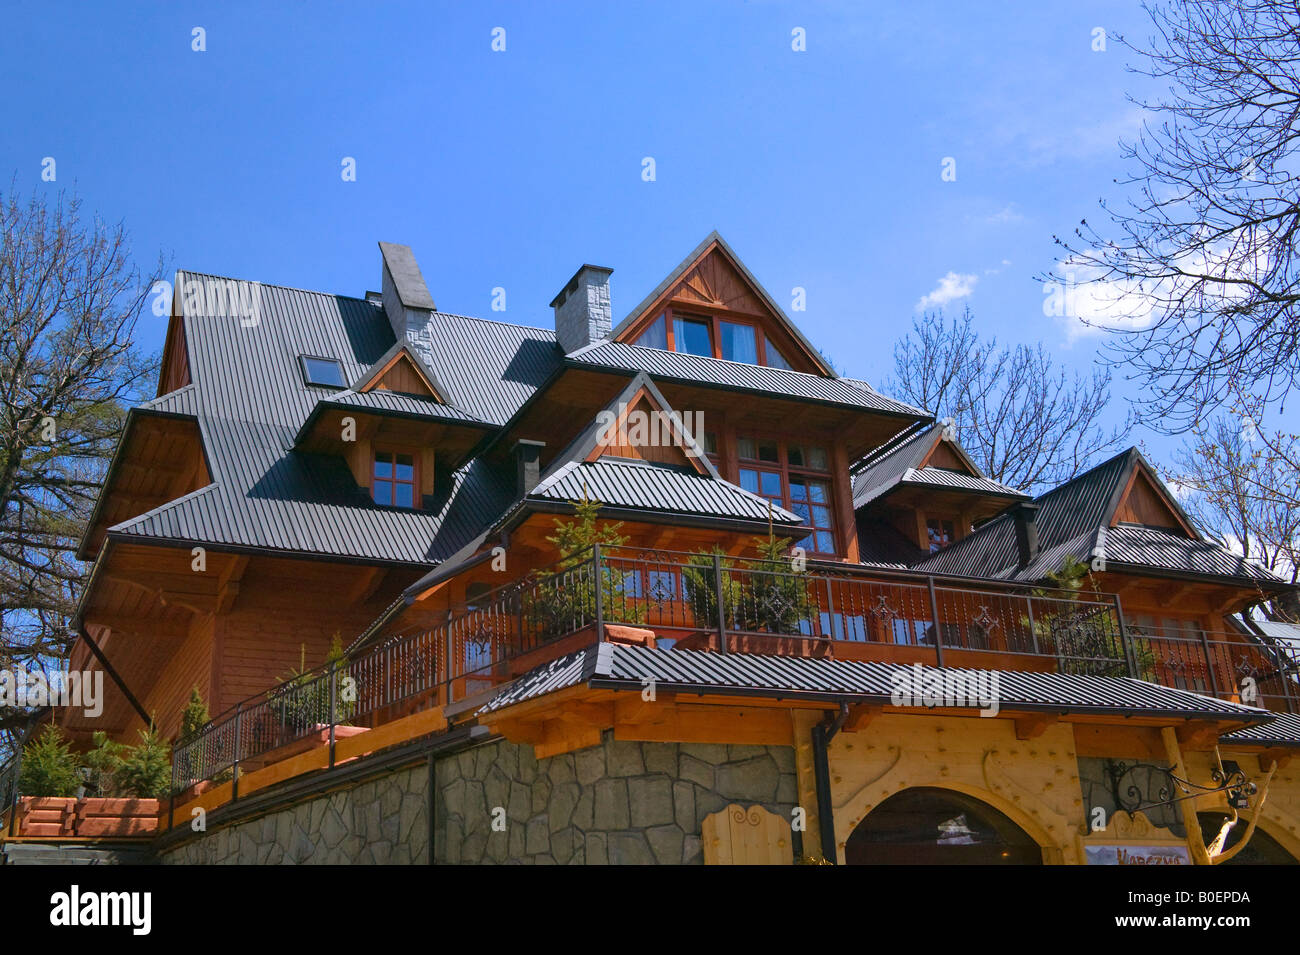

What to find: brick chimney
left=550, top=264, right=613, bottom=354
left=378, top=242, right=435, bottom=340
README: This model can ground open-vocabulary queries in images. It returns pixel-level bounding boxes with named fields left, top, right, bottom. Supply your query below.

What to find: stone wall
left=434, top=732, right=799, bottom=864
left=158, top=732, right=800, bottom=865
left=159, top=764, right=429, bottom=865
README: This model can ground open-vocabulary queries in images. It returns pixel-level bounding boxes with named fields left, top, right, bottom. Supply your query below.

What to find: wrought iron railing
left=169, top=544, right=1295, bottom=803
left=0, top=752, right=19, bottom=837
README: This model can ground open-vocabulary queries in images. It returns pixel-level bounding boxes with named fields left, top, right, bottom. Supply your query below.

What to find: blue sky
left=3, top=1, right=1176, bottom=456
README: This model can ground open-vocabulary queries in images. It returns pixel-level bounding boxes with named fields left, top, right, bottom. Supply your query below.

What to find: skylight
left=300, top=355, right=346, bottom=388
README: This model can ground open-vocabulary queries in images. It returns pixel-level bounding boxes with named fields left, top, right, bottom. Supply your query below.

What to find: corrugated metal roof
left=1102, top=525, right=1281, bottom=583
left=481, top=643, right=1272, bottom=722
left=302, top=389, right=490, bottom=429
left=531, top=458, right=803, bottom=524
left=568, top=340, right=927, bottom=417
left=139, top=384, right=202, bottom=416
left=909, top=447, right=1285, bottom=587
left=1220, top=711, right=1300, bottom=747
left=857, top=517, right=928, bottom=567
left=107, top=273, right=530, bottom=565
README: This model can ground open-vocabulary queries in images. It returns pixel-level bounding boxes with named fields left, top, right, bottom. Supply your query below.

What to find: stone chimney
left=378, top=242, right=435, bottom=340
left=1011, top=502, right=1041, bottom=570
left=514, top=439, right=545, bottom=497
left=550, top=265, right=613, bottom=354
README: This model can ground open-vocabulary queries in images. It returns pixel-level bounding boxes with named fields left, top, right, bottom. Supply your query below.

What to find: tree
left=886, top=308, right=1127, bottom=494
left=0, top=185, right=158, bottom=745
left=1165, top=414, right=1300, bottom=621
left=1049, top=0, right=1300, bottom=430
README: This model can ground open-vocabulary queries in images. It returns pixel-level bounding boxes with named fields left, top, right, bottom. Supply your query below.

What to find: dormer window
left=631, top=309, right=795, bottom=369
left=927, top=518, right=955, bottom=553
left=300, top=355, right=346, bottom=388
left=373, top=450, right=416, bottom=508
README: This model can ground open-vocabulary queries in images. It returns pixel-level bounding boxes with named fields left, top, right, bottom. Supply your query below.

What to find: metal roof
left=567, top=340, right=927, bottom=418
left=531, top=458, right=803, bottom=524
left=481, top=643, right=1272, bottom=723
left=103, top=274, right=529, bottom=565
left=912, top=447, right=1286, bottom=586
left=1220, top=711, right=1300, bottom=748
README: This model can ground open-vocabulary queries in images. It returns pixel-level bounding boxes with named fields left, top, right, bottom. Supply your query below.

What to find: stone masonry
left=435, top=732, right=799, bottom=864
left=158, top=732, right=798, bottom=864
left=160, top=764, right=429, bottom=865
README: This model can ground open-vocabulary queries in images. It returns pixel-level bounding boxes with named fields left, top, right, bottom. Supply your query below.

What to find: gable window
left=927, top=518, right=956, bottom=553
left=737, top=435, right=837, bottom=555
left=672, top=314, right=713, bottom=356
left=300, top=355, right=346, bottom=388
left=631, top=309, right=798, bottom=370
left=719, top=320, right=757, bottom=363
left=373, top=450, right=416, bottom=508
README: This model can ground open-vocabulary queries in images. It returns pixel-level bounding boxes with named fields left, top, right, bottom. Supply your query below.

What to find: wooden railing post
left=928, top=577, right=944, bottom=668
left=713, top=553, right=728, bottom=655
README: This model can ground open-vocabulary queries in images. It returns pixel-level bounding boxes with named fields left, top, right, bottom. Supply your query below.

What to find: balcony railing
left=167, top=544, right=1296, bottom=803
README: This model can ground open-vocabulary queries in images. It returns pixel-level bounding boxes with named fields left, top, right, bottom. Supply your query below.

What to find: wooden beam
left=842, top=704, right=879, bottom=733
left=1015, top=713, right=1058, bottom=741
left=345, top=566, right=387, bottom=606
left=1176, top=721, right=1222, bottom=751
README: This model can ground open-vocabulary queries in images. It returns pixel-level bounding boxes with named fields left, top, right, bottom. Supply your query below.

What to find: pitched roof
left=852, top=426, right=1028, bottom=509
left=106, top=272, right=532, bottom=566
left=567, top=340, right=927, bottom=417
left=531, top=457, right=801, bottom=525
left=480, top=643, right=1272, bottom=724
left=911, top=447, right=1288, bottom=586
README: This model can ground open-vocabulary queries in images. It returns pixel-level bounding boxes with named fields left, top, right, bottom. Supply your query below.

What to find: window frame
left=736, top=432, right=839, bottom=556
left=635, top=307, right=794, bottom=369
left=298, top=354, right=347, bottom=389
left=371, top=447, right=419, bottom=509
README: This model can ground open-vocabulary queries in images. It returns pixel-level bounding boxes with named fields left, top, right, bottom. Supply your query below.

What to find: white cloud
left=917, top=271, right=978, bottom=310
left=985, top=205, right=1024, bottom=225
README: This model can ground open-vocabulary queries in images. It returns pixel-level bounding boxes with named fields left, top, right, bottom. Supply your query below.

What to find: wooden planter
left=75, top=797, right=160, bottom=837
left=16, top=796, right=77, bottom=837
left=12, top=795, right=159, bottom=838
left=244, top=724, right=369, bottom=771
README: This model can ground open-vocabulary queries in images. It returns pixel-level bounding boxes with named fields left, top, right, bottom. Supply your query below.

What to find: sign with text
left=1085, top=844, right=1191, bottom=865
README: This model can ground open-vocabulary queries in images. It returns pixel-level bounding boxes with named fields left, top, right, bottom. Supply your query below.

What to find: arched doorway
left=845, top=787, right=1043, bottom=865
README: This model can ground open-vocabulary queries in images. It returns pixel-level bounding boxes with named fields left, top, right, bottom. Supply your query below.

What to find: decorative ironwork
left=971, top=606, right=1000, bottom=632
left=1104, top=759, right=1258, bottom=816
left=868, top=594, right=900, bottom=619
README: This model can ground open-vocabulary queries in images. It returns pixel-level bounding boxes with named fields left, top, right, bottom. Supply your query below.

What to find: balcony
left=19, top=544, right=1282, bottom=824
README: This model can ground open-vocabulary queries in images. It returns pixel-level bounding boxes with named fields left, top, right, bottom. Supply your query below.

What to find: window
left=737, top=435, right=838, bottom=555
left=630, top=309, right=798, bottom=369
left=764, top=335, right=793, bottom=370
left=633, top=313, right=667, bottom=350
left=719, top=320, right=758, bottom=363
left=300, top=355, right=346, bottom=388
left=372, top=450, right=416, bottom=508
left=927, top=518, right=956, bottom=553
left=672, top=314, right=713, bottom=356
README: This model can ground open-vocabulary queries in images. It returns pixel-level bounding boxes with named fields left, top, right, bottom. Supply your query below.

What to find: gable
left=357, top=347, right=442, bottom=400
left=611, top=234, right=833, bottom=376
left=1113, top=467, right=1195, bottom=535
left=923, top=440, right=973, bottom=474
left=586, top=387, right=709, bottom=474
